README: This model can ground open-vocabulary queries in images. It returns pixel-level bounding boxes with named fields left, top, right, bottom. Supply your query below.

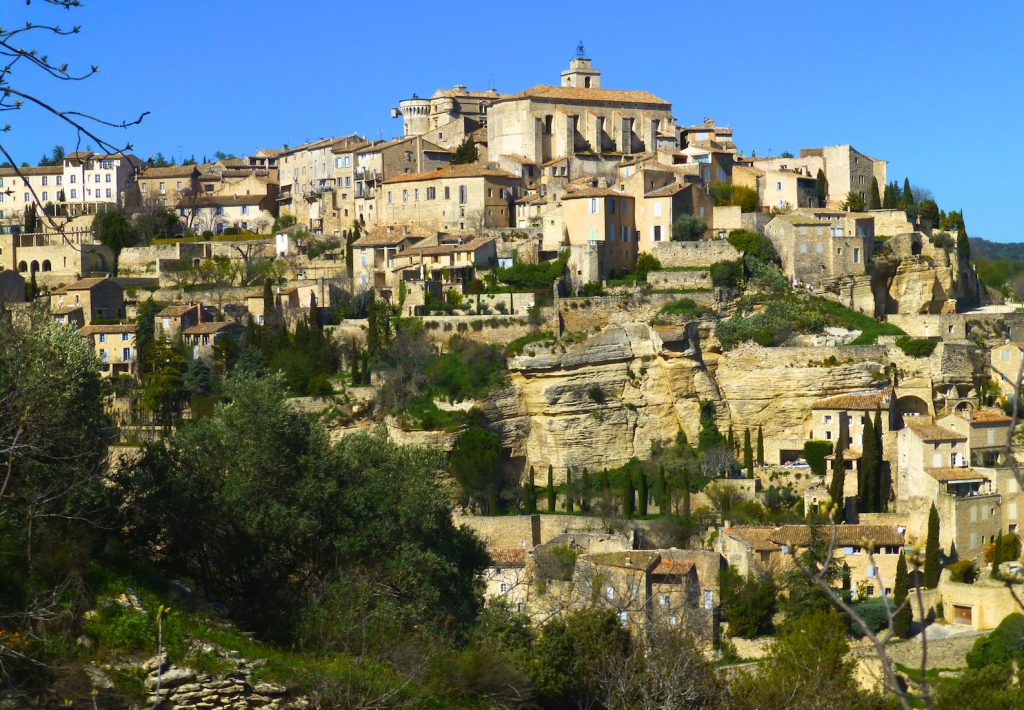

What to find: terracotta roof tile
left=488, top=548, right=527, bottom=567
left=906, top=421, right=966, bottom=442
left=184, top=321, right=242, bottom=335
left=499, top=84, right=670, bottom=106
left=956, top=408, right=1012, bottom=424
left=927, top=467, right=989, bottom=483
left=79, top=323, right=136, bottom=335
left=382, top=162, right=517, bottom=185
left=812, top=388, right=893, bottom=411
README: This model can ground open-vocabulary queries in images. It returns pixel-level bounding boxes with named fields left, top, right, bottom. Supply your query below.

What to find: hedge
left=804, top=440, right=834, bottom=477
left=895, top=336, right=937, bottom=357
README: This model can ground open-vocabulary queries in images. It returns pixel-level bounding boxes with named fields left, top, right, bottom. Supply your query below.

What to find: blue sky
left=7, top=1, right=1023, bottom=241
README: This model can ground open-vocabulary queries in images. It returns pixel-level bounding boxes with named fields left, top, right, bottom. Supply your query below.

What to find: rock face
left=484, top=324, right=890, bottom=483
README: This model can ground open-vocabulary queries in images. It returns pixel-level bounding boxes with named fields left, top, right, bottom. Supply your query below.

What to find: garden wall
left=558, top=292, right=717, bottom=332
left=651, top=240, right=740, bottom=268
left=646, top=269, right=712, bottom=290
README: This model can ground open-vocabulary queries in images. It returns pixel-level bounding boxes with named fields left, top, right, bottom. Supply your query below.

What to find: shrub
left=634, top=253, right=662, bottom=281
left=803, top=440, right=833, bottom=477
left=727, top=230, right=779, bottom=264
left=966, top=613, right=1024, bottom=668
left=895, top=336, right=937, bottom=357
left=984, top=532, right=1022, bottom=564
left=946, top=559, right=977, bottom=584
left=849, top=597, right=894, bottom=636
left=671, top=214, right=707, bottom=241
left=534, top=544, right=579, bottom=581
left=709, top=184, right=760, bottom=212
left=497, top=252, right=568, bottom=290
left=710, top=259, right=742, bottom=288
left=658, top=298, right=711, bottom=318
left=721, top=567, right=777, bottom=638
left=506, top=331, right=554, bottom=357
left=587, top=384, right=606, bottom=404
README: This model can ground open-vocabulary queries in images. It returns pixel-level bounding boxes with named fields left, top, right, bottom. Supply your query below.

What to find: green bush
left=803, top=440, right=833, bottom=477
left=671, top=214, right=707, bottom=241
left=849, top=597, right=893, bottom=636
left=946, top=559, right=977, bottom=583
left=634, top=253, right=662, bottom=281
left=966, top=613, right=1024, bottom=668
left=710, top=259, right=743, bottom=288
left=727, top=230, right=779, bottom=264
left=506, top=331, right=555, bottom=357
left=534, top=544, right=579, bottom=581
left=721, top=567, right=777, bottom=638
left=658, top=298, right=712, bottom=318
left=895, top=336, right=937, bottom=357
left=497, top=252, right=568, bottom=290
left=709, top=184, right=759, bottom=212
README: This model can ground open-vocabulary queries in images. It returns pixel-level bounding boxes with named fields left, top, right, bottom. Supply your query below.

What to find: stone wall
left=646, top=269, right=712, bottom=290
left=421, top=314, right=537, bottom=347
left=143, top=649, right=303, bottom=709
left=650, top=240, right=740, bottom=268
left=558, top=292, right=716, bottom=332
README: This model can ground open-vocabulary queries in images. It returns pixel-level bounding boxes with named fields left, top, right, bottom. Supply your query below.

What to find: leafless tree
left=0, top=1, right=148, bottom=241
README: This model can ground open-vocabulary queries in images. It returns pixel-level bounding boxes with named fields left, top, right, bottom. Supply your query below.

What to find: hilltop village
left=4, top=51, right=1024, bottom=708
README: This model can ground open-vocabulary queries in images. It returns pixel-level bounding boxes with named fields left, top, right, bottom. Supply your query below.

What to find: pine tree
left=902, top=177, right=914, bottom=207
left=893, top=552, right=911, bottom=638
left=638, top=472, right=648, bottom=516
left=829, top=418, right=848, bottom=521
left=860, top=415, right=877, bottom=514
left=547, top=465, right=556, bottom=513
left=581, top=468, right=591, bottom=513
left=624, top=474, right=635, bottom=517
left=743, top=428, right=754, bottom=477
left=816, top=168, right=828, bottom=206
left=992, top=533, right=1004, bottom=579
left=450, top=137, right=480, bottom=165
left=924, top=503, right=941, bottom=588
left=756, top=425, right=764, bottom=466
left=868, top=177, right=881, bottom=210
left=526, top=466, right=537, bottom=514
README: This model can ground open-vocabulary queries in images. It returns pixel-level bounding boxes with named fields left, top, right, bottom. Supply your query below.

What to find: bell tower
left=561, top=42, right=601, bottom=89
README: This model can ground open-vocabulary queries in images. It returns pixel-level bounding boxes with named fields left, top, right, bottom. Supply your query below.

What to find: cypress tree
left=868, top=177, right=881, bottom=210
left=816, top=168, right=828, bottom=206
left=992, top=533, right=1004, bottom=579
left=743, top=428, right=754, bottom=477
left=262, top=278, right=275, bottom=322
left=924, top=503, right=941, bottom=588
left=547, top=465, right=556, bottom=513
left=882, top=182, right=897, bottom=209
left=487, top=483, right=498, bottom=516
left=565, top=470, right=574, bottom=514
left=657, top=466, right=668, bottom=514
left=841, top=562, right=852, bottom=604
left=526, top=466, right=537, bottom=514
left=624, top=474, right=635, bottom=517
left=728, top=426, right=735, bottom=454
left=902, top=177, right=914, bottom=207
left=581, top=468, right=591, bottom=513
left=860, top=416, right=877, bottom=514
left=756, top=425, right=764, bottom=466
left=638, top=472, right=648, bottom=516
left=893, top=552, right=911, bottom=638
left=874, top=408, right=887, bottom=511
left=829, top=418, right=848, bottom=522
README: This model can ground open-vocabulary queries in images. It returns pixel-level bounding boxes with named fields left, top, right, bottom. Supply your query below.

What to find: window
left=24, top=193, right=29, bottom=202
left=240, top=205, right=249, bottom=215
left=42, top=191, right=48, bottom=201
left=824, top=415, right=833, bottom=424
left=70, top=174, right=76, bottom=184
left=487, top=188, right=492, bottom=198
left=608, top=224, right=615, bottom=241
left=122, top=347, right=132, bottom=361
left=652, top=202, right=662, bottom=217
left=621, top=225, right=628, bottom=241
left=405, top=151, right=413, bottom=162
left=825, top=431, right=832, bottom=440
left=499, top=583, right=509, bottom=594
left=817, top=227, right=823, bottom=235
left=800, top=243, right=807, bottom=253
left=94, top=174, right=101, bottom=183
left=98, top=334, right=107, bottom=344
left=159, top=182, right=165, bottom=193
left=458, top=185, right=467, bottom=204
left=589, top=197, right=599, bottom=214
left=444, top=186, right=450, bottom=200
left=41, top=176, right=48, bottom=186
left=387, top=191, right=393, bottom=204
left=70, top=189, right=77, bottom=199
left=617, top=611, right=628, bottom=627
left=606, top=586, right=615, bottom=601
left=345, top=177, right=351, bottom=187
left=609, top=199, right=615, bottom=215
left=414, top=188, right=419, bottom=201
left=776, top=181, right=782, bottom=191
left=402, top=190, right=408, bottom=202
left=105, top=189, right=111, bottom=199
left=105, top=174, right=111, bottom=183
left=816, top=243, right=823, bottom=253
left=659, top=594, right=670, bottom=606
left=100, top=160, right=113, bottom=169
left=426, top=187, right=436, bottom=200
left=652, top=225, right=662, bottom=242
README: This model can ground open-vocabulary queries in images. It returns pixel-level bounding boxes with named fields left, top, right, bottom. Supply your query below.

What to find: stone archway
left=29, top=260, right=39, bottom=274
left=41, top=259, right=51, bottom=272
left=17, top=261, right=27, bottom=272
left=897, top=395, right=930, bottom=418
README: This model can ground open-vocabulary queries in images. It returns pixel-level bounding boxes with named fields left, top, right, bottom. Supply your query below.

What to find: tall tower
left=561, top=43, right=601, bottom=89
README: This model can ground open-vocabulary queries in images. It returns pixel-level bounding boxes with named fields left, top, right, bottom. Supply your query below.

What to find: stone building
left=809, top=387, right=896, bottom=450
left=483, top=547, right=527, bottom=613
left=377, top=162, right=519, bottom=232
left=79, top=323, right=137, bottom=378
left=392, top=85, right=502, bottom=151
left=751, top=145, right=886, bottom=209
left=390, top=236, right=497, bottom=291
left=0, top=165, right=63, bottom=233
left=50, top=276, right=124, bottom=325
left=487, top=54, right=676, bottom=181
left=155, top=303, right=203, bottom=339
left=135, top=165, right=200, bottom=208
left=553, top=186, right=636, bottom=277
left=351, top=136, right=452, bottom=228
left=733, top=164, right=818, bottom=212
left=765, top=211, right=873, bottom=286
left=183, top=321, right=243, bottom=360
left=990, top=342, right=1024, bottom=396
left=351, top=225, right=435, bottom=293
left=277, top=135, right=364, bottom=233
left=623, top=167, right=713, bottom=254
left=679, top=118, right=735, bottom=151
left=62, top=151, right=142, bottom=210
left=719, top=524, right=905, bottom=599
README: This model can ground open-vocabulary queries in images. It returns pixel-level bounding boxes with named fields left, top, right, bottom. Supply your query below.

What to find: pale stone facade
left=766, top=211, right=873, bottom=286
left=556, top=187, right=636, bottom=276
left=79, top=323, right=137, bottom=377
left=50, top=276, right=125, bottom=324
left=393, top=85, right=501, bottom=150
left=751, top=145, right=886, bottom=209
left=733, top=164, right=817, bottom=211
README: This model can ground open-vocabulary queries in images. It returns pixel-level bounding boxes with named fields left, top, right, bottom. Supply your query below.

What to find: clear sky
left=6, top=0, right=1024, bottom=240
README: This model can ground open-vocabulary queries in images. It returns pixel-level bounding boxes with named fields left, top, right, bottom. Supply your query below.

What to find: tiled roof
left=184, top=321, right=241, bottom=335
left=906, top=420, right=966, bottom=442
left=139, top=165, right=198, bottom=178
left=560, top=186, right=624, bottom=199
left=79, top=323, right=136, bottom=335
left=727, top=524, right=905, bottom=549
left=499, top=154, right=536, bottom=165
left=381, top=162, right=517, bottom=185
left=51, top=305, right=83, bottom=315
left=0, top=165, right=63, bottom=177
left=156, top=304, right=198, bottom=317
left=645, top=182, right=692, bottom=198
left=653, top=559, right=695, bottom=575
left=353, top=225, right=434, bottom=247
left=499, top=84, right=670, bottom=106
left=927, top=467, right=989, bottom=483
left=956, top=408, right=1012, bottom=424
left=812, top=388, right=893, bottom=411
left=195, top=194, right=267, bottom=207
left=399, top=236, right=494, bottom=257
left=725, top=527, right=781, bottom=551
left=64, top=276, right=118, bottom=291
left=582, top=550, right=661, bottom=571
left=772, top=213, right=829, bottom=226
left=488, top=547, right=526, bottom=567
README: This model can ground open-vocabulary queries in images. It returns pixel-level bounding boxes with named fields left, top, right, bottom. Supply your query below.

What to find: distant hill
left=970, top=238, right=1024, bottom=262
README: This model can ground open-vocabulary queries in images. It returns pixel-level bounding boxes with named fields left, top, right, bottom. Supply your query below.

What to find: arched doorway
left=897, top=395, right=930, bottom=419
left=17, top=261, right=27, bottom=272
left=29, top=260, right=39, bottom=274
left=41, top=259, right=51, bottom=272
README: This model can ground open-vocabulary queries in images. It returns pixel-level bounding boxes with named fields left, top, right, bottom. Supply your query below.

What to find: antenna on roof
left=576, top=41, right=586, bottom=58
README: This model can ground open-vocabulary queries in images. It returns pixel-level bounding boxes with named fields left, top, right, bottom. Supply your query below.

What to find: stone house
left=937, top=409, right=1013, bottom=468
left=809, top=387, right=896, bottom=451
left=390, top=236, right=497, bottom=292
left=377, top=162, right=520, bottom=232
left=277, top=135, right=364, bottom=233
left=50, top=276, right=125, bottom=325
left=679, top=118, right=735, bottom=152
left=766, top=212, right=873, bottom=286
left=187, top=193, right=277, bottom=235
left=483, top=547, right=528, bottom=613
left=0, top=269, right=25, bottom=303
left=751, top=145, right=886, bottom=209
left=487, top=55, right=676, bottom=180
left=351, top=136, right=453, bottom=227
left=154, top=303, right=203, bottom=339
left=733, top=165, right=818, bottom=212
left=51, top=304, right=84, bottom=328
left=79, top=323, right=137, bottom=378
left=4, top=228, right=115, bottom=286
left=183, top=321, right=243, bottom=360
left=351, top=225, right=434, bottom=294
left=0, top=165, right=63, bottom=233
left=990, top=342, right=1024, bottom=396
left=555, top=186, right=637, bottom=277
left=630, top=181, right=713, bottom=254
left=135, top=165, right=200, bottom=208
left=62, top=151, right=142, bottom=210
left=719, top=524, right=905, bottom=599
